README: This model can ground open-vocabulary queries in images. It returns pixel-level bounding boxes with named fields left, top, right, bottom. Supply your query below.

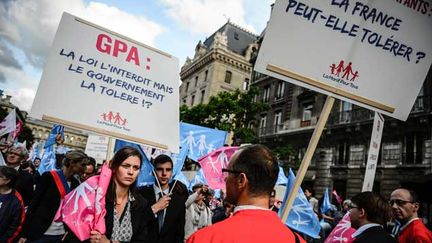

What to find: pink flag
left=324, top=212, right=355, bottom=243
left=198, top=146, right=238, bottom=190
left=56, top=162, right=112, bottom=240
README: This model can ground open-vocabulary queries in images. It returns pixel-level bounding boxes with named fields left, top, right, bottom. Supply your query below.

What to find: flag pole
left=280, top=96, right=334, bottom=223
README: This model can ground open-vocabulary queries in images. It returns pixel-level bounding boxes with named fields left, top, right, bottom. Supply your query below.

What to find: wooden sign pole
left=280, top=96, right=335, bottom=223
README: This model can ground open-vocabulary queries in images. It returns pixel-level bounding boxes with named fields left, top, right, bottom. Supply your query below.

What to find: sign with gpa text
left=255, top=0, right=432, bottom=121
left=31, top=13, right=179, bottom=152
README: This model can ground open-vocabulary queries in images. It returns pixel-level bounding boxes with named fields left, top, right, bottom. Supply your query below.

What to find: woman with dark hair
left=19, top=150, right=89, bottom=243
left=87, top=146, right=153, bottom=243
left=0, top=166, right=26, bottom=242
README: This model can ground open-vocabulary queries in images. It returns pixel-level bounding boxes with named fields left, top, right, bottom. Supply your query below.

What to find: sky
left=0, top=0, right=274, bottom=111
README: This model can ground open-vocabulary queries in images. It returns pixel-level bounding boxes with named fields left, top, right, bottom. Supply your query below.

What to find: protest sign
left=84, top=134, right=109, bottom=161
left=255, top=0, right=432, bottom=121
left=31, top=12, right=179, bottom=152
left=362, top=112, right=384, bottom=192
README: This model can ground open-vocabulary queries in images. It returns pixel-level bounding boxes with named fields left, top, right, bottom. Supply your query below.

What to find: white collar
left=352, top=223, right=382, bottom=238
left=400, top=217, right=420, bottom=231
left=234, top=205, right=270, bottom=213
left=153, top=184, right=169, bottom=196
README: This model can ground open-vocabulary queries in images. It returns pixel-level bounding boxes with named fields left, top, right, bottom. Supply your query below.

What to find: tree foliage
left=180, top=87, right=268, bottom=144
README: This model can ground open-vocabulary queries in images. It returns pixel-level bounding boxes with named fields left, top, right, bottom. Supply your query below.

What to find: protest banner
left=255, top=0, right=432, bottom=121
left=84, top=134, right=109, bottom=162
left=255, top=0, right=432, bottom=223
left=362, top=112, right=384, bottom=192
left=31, top=12, right=180, bottom=153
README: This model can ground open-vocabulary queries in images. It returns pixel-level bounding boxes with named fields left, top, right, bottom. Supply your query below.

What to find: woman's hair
left=0, top=165, right=19, bottom=188
left=108, top=146, right=143, bottom=208
left=62, top=150, right=89, bottom=167
left=20, top=161, right=36, bottom=173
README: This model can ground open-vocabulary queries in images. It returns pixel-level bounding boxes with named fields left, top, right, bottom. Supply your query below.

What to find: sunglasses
left=221, top=168, right=242, bottom=174
left=389, top=199, right=414, bottom=206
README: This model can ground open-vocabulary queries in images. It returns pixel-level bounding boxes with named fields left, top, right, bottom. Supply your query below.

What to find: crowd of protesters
left=1, top=141, right=431, bottom=243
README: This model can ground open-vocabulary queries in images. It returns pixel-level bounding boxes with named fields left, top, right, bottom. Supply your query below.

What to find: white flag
left=0, top=109, right=16, bottom=137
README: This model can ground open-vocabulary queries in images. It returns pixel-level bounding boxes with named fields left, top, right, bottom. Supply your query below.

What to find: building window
left=259, top=116, right=267, bottom=135
left=263, top=85, right=270, bottom=102
left=275, top=81, right=285, bottom=100
left=195, top=76, right=198, bottom=87
left=183, top=99, right=186, bottom=104
left=382, top=142, right=401, bottom=165
left=224, top=71, right=232, bottom=84
left=302, top=105, right=312, bottom=121
left=191, top=95, right=195, bottom=106
left=234, top=32, right=239, bottom=40
left=243, top=78, right=250, bottom=91
left=204, top=70, right=208, bottom=82
left=349, top=145, right=365, bottom=165
left=274, top=111, right=282, bottom=133
left=185, top=82, right=190, bottom=92
left=340, top=101, right=352, bottom=123
left=200, top=90, right=205, bottom=104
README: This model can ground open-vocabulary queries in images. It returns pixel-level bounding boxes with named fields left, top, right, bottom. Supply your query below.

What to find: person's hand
left=152, top=194, right=171, bottom=213
left=17, top=238, right=26, bottom=243
left=199, top=185, right=209, bottom=195
left=90, top=230, right=109, bottom=243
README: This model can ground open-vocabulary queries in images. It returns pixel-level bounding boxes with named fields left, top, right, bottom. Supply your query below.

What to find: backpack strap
left=294, top=232, right=301, bottom=243
left=50, top=170, right=70, bottom=198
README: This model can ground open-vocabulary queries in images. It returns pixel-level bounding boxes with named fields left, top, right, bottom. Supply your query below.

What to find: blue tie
left=157, top=192, right=164, bottom=232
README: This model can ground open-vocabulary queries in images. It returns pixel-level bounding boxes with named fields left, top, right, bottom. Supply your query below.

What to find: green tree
left=180, top=87, right=268, bottom=144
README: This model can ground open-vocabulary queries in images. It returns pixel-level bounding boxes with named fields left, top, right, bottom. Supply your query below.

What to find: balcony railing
left=327, top=108, right=374, bottom=126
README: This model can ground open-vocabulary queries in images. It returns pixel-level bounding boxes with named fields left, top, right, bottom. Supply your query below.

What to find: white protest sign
left=362, top=112, right=384, bottom=192
left=255, top=0, right=432, bottom=121
left=31, top=13, right=179, bottom=153
left=84, top=134, right=109, bottom=161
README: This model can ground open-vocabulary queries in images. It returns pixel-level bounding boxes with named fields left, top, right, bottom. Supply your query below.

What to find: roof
left=203, top=21, right=258, bottom=55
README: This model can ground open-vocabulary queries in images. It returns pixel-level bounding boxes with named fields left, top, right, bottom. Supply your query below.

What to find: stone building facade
left=180, top=21, right=258, bottom=107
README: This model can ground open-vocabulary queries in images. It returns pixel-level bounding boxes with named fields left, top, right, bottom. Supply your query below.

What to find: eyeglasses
left=221, top=168, right=242, bottom=175
left=389, top=199, right=414, bottom=206
left=348, top=204, right=358, bottom=210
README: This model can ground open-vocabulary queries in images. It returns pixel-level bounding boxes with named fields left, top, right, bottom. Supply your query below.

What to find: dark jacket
left=15, top=168, right=34, bottom=206
left=353, top=225, right=397, bottom=243
left=21, top=171, right=80, bottom=240
left=138, top=183, right=186, bottom=243
left=0, top=190, right=25, bottom=242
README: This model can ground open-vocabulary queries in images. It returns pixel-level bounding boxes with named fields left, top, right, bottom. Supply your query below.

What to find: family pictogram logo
left=329, top=60, right=359, bottom=82
left=98, top=111, right=130, bottom=131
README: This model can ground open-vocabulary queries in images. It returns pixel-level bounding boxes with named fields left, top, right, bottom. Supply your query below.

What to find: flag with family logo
left=324, top=212, right=355, bottom=243
left=189, top=168, right=208, bottom=191
left=56, top=162, right=112, bottom=240
left=0, top=108, right=16, bottom=137
left=198, top=146, right=238, bottom=190
left=279, top=169, right=321, bottom=238
left=170, top=146, right=190, bottom=188
left=38, top=145, right=57, bottom=174
left=30, top=141, right=41, bottom=162
left=275, top=166, right=288, bottom=185
left=114, top=140, right=154, bottom=187
left=180, top=122, right=227, bottom=161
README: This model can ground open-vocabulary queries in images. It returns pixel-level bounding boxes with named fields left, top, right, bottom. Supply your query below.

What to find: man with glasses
left=349, top=192, right=396, bottom=242
left=390, top=188, right=432, bottom=242
left=4, top=144, right=34, bottom=206
left=187, top=144, right=305, bottom=243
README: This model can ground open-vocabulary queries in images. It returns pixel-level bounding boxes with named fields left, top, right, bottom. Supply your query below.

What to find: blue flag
left=31, top=141, right=41, bottom=162
left=170, top=146, right=189, bottom=182
left=38, top=146, right=56, bottom=174
left=180, top=122, right=227, bottom=161
left=275, top=166, right=288, bottom=185
left=44, top=124, right=64, bottom=148
left=320, top=188, right=332, bottom=214
left=173, top=171, right=190, bottom=189
left=114, top=140, right=155, bottom=187
left=279, top=169, right=321, bottom=239
left=188, top=168, right=208, bottom=191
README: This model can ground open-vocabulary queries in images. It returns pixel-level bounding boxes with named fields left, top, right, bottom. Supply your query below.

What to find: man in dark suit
left=4, top=144, right=34, bottom=206
left=350, top=191, right=397, bottom=243
left=139, top=154, right=185, bottom=243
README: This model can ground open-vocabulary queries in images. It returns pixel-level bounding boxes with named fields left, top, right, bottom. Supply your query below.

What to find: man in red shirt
left=390, top=188, right=432, bottom=242
left=187, top=144, right=304, bottom=243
